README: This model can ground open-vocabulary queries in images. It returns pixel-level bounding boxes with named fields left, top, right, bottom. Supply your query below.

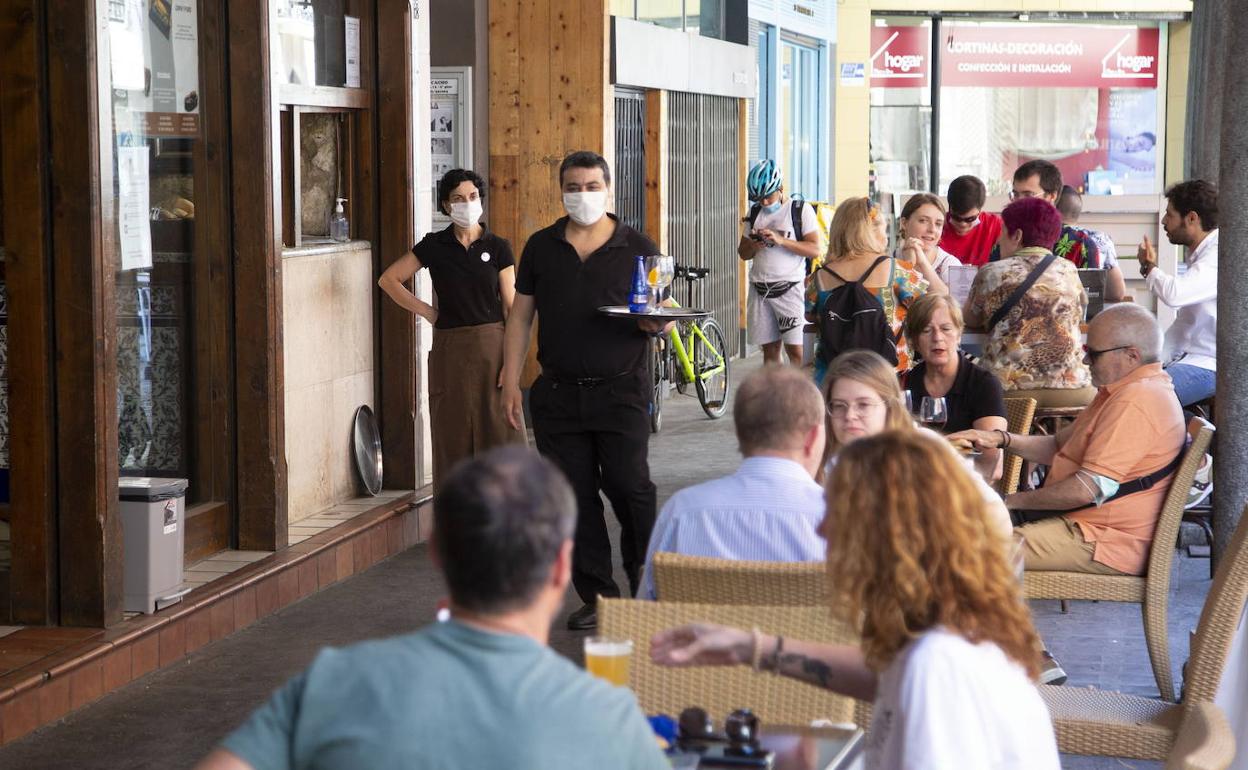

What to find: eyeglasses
left=1008, top=190, right=1041, bottom=201
left=948, top=212, right=979, bottom=225
left=827, top=399, right=886, bottom=419
left=1082, top=344, right=1132, bottom=363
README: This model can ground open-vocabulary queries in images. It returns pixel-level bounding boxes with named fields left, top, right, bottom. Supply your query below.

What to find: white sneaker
left=1040, top=651, right=1068, bottom=686
left=1186, top=454, right=1213, bottom=509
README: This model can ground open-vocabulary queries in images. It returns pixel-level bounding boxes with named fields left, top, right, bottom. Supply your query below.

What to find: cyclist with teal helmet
left=738, top=159, right=823, bottom=366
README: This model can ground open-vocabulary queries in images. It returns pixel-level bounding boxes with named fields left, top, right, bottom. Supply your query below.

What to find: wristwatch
left=1140, top=262, right=1155, bottom=278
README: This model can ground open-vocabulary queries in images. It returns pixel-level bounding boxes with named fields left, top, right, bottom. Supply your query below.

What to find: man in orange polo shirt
left=953, top=303, right=1185, bottom=575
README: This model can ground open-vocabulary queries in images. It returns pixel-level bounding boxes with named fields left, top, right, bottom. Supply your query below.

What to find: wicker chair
left=1024, top=416, right=1214, bottom=702
left=652, top=553, right=827, bottom=606
left=1038, top=500, right=1248, bottom=760
left=998, top=397, right=1037, bottom=495
left=598, top=598, right=865, bottom=726
left=1165, top=701, right=1236, bottom=770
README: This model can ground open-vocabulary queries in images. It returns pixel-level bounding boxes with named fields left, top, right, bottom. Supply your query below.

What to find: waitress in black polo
left=378, top=168, right=525, bottom=491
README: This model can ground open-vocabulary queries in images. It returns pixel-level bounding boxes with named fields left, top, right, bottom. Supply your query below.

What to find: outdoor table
left=667, top=723, right=863, bottom=770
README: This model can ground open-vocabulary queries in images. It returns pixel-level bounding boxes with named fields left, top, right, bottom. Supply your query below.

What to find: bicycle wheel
left=648, top=338, right=664, bottom=433
left=692, top=318, right=730, bottom=419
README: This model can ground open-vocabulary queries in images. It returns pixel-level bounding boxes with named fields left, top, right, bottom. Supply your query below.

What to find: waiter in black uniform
left=502, top=151, right=664, bottom=631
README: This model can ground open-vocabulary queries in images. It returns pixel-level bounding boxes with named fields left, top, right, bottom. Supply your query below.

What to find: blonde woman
left=818, top=350, right=1010, bottom=534
left=807, top=197, right=947, bottom=383
left=651, top=430, right=1059, bottom=770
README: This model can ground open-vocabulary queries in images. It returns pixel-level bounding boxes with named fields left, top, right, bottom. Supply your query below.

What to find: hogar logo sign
left=1103, top=32, right=1157, bottom=79
left=870, top=26, right=929, bottom=87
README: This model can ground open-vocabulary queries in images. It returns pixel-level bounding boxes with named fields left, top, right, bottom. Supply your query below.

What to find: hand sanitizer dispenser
left=330, top=197, right=350, bottom=242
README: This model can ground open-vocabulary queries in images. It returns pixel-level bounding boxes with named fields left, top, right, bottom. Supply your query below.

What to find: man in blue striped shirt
left=637, top=365, right=827, bottom=600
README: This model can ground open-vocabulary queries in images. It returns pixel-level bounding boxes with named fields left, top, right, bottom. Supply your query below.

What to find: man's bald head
left=1089, top=304, right=1162, bottom=364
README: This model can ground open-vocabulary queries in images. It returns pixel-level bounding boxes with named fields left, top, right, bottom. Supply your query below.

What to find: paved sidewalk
left=0, top=354, right=1212, bottom=769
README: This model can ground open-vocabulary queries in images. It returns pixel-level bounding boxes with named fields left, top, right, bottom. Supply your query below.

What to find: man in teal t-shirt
left=195, top=448, right=668, bottom=770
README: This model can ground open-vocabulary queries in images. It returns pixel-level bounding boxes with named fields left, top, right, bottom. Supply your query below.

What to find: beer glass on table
left=584, top=636, right=633, bottom=687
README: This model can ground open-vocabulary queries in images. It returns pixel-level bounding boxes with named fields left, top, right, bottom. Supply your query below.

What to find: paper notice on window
left=345, top=16, right=361, bottom=88
left=118, top=146, right=154, bottom=271
left=109, top=0, right=147, bottom=91
left=947, top=265, right=977, bottom=307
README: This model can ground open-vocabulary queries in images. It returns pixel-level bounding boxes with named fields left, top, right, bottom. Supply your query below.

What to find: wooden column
left=488, top=0, right=611, bottom=382
left=46, top=0, right=123, bottom=626
left=375, top=0, right=418, bottom=490
left=228, top=0, right=287, bottom=550
left=0, top=0, right=58, bottom=624
left=643, top=89, right=668, bottom=254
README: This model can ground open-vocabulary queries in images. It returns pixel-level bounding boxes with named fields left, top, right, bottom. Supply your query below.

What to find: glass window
left=609, top=0, right=637, bottom=16
left=936, top=21, right=1162, bottom=196
left=868, top=18, right=932, bottom=195
left=275, top=0, right=365, bottom=88
left=107, top=0, right=202, bottom=485
left=779, top=39, right=820, bottom=198
left=685, top=0, right=723, bottom=40
left=636, top=0, right=684, bottom=30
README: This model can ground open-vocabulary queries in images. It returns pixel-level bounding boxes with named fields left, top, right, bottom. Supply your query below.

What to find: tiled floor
left=180, top=490, right=413, bottom=590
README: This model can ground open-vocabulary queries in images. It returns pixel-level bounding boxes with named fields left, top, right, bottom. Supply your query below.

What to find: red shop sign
left=870, top=26, right=929, bottom=88
left=941, top=26, right=1159, bottom=89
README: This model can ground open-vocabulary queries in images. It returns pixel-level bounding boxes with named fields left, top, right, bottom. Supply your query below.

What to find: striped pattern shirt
left=637, top=456, right=826, bottom=600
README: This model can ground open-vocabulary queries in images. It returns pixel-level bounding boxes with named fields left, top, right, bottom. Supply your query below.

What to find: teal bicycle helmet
left=746, top=159, right=782, bottom=201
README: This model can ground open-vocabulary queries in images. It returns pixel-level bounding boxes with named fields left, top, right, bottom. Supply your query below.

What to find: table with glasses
left=666, top=724, right=864, bottom=770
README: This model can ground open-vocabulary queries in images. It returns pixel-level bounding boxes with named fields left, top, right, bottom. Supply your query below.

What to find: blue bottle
left=629, top=255, right=649, bottom=313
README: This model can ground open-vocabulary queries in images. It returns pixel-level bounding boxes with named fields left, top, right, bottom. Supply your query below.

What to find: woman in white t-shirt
left=896, top=192, right=961, bottom=286
left=650, top=429, right=1059, bottom=770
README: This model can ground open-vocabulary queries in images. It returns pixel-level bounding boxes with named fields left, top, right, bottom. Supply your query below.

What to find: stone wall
left=281, top=241, right=374, bottom=520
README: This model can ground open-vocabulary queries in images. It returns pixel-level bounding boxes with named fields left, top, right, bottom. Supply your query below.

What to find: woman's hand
left=650, top=623, right=754, bottom=667
left=904, top=237, right=930, bottom=267
left=420, top=306, right=438, bottom=325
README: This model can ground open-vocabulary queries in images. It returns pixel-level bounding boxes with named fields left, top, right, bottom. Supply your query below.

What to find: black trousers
left=529, top=371, right=657, bottom=604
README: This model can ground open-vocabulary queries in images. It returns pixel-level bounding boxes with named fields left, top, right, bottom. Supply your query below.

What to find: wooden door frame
left=0, top=0, right=59, bottom=625
left=228, top=0, right=287, bottom=551
left=377, top=0, right=419, bottom=491
left=46, top=0, right=124, bottom=627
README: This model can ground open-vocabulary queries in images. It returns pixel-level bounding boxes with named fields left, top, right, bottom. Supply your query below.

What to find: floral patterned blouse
left=966, top=246, right=1091, bottom=391
left=806, top=256, right=929, bottom=379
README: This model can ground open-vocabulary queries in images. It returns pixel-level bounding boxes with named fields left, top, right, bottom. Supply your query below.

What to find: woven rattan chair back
left=999, top=397, right=1037, bottom=495
left=652, top=553, right=827, bottom=606
left=1182, top=502, right=1248, bottom=706
left=598, top=598, right=862, bottom=726
left=1146, top=417, right=1215, bottom=600
left=1165, top=701, right=1236, bottom=770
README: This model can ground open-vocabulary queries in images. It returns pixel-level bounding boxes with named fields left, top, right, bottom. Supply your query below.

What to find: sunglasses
left=1083, top=344, right=1132, bottom=362
left=948, top=212, right=979, bottom=225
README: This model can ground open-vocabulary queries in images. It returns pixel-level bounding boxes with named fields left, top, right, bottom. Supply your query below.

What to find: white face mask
left=448, top=199, right=483, bottom=229
left=562, top=191, right=609, bottom=226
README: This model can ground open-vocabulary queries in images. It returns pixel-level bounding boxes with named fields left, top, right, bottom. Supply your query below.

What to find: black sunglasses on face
left=1083, top=344, right=1132, bottom=362
left=948, top=212, right=979, bottom=225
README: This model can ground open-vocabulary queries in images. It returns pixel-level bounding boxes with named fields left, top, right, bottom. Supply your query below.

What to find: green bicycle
left=648, top=264, right=731, bottom=433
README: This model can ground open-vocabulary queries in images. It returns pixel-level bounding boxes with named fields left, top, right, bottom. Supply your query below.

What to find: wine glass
left=645, top=255, right=675, bottom=311
left=902, top=390, right=914, bottom=415
left=920, top=396, right=948, bottom=432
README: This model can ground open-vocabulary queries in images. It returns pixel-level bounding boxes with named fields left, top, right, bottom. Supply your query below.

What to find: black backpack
left=816, top=255, right=898, bottom=366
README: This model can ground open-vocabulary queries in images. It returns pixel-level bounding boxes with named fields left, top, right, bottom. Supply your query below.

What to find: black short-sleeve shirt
left=515, top=215, right=659, bottom=379
left=904, top=354, right=1007, bottom=434
left=411, top=225, right=515, bottom=329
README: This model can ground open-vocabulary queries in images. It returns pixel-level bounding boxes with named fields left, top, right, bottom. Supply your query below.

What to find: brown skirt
left=428, top=322, right=527, bottom=491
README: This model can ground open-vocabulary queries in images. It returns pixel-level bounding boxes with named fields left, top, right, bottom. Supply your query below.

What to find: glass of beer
left=584, top=636, right=633, bottom=687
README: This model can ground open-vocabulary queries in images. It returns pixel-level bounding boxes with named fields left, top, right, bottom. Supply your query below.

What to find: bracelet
left=995, top=429, right=1011, bottom=449
left=751, top=627, right=763, bottom=672
left=768, top=635, right=785, bottom=672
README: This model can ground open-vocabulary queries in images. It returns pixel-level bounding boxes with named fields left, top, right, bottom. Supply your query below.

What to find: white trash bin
left=119, top=477, right=189, bottom=613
